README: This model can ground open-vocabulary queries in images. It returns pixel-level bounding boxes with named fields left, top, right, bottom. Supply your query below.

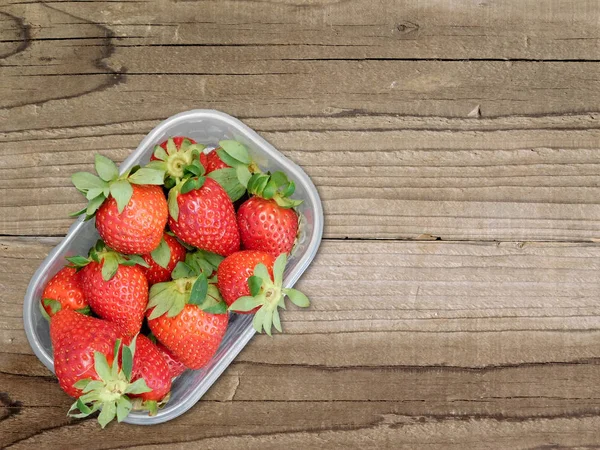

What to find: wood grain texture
left=2, top=238, right=600, bottom=448
left=2, top=0, right=600, bottom=448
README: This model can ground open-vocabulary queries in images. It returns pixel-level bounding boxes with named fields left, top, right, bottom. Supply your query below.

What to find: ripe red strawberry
left=156, top=341, right=187, bottom=378
left=218, top=251, right=310, bottom=335
left=51, top=310, right=170, bottom=427
left=50, top=309, right=121, bottom=398
left=71, top=154, right=167, bottom=255
left=128, top=334, right=172, bottom=414
left=141, top=233, right=187, bottom=285
left=238, top=171, right=302, bottom=256
left=41, top=266, right=89, bottom=317
left=70, top=243, right=150, bottom=336
left=200, top=149, right=229, bottom=174
left=168, top=177, right=240, bottom=256
left=238, top=197, right=299, bottom=257
left=96, top=184, right=168, bottom=255
left=149, top=304, right=228, bottom=370
left=146, top=268, right=229, bottom=369
left=217, top=250, right=275, bottom=310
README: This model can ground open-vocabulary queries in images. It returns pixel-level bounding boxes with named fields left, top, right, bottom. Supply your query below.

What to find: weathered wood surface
left=2, top=0, right=600, bottom=448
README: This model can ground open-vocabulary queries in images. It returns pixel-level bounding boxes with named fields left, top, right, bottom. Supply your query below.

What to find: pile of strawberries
left=41, top=137, right=309, bottom=427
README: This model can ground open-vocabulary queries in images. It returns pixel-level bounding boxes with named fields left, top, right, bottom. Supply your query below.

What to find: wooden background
left=2, top=0, right=600, bottom=448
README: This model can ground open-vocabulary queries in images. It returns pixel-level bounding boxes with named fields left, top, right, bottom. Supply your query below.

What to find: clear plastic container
left=23, top=110, right=324, bottom=425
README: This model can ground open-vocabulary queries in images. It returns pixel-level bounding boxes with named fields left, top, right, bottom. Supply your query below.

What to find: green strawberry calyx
left=147, top=251, right=227, bottom=319
left=71, top=154, right=166, bottom=220
left=146, top=138, right=207, bottom=189
left=207, top=140, right=260, bottom=202
left=66, top=240, right=149, bottom=282
left=246, top=171, right=303, bottom=209
left=67, top=336, right=153, bottom=428
left=228, top=254, right=310, bottom=335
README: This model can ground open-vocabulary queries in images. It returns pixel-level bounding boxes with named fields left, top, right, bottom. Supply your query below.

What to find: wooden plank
left=2, top=238, right=600, bottom=445
left=2, top=115, right=600, bottom=240
left=2, top=0, right=600, bottom=60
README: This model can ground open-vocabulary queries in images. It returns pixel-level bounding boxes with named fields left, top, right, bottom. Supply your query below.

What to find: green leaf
left=254, top=263, right=271, bottom=283
left=128, top=168, right=165, bottom=185
left=86, top=194, right=105, bottom=217
left=39, top=300, right=51, bottom=321
left=236, top=165, right=252, bottom=188
left=123, top=254, right=150, bottom=268
left=201, top=250, right=224, bottom=269
left=122, top=345, right=133, bottom=381
left=42, top=298, right=62, bottom=315
left=116, top=397, right=132, bottom=422
left=273, top=253, right=287, bottom=287
left=124, top=378, right=152, bottom=395
left=145, top=160, right=167, bottom=171
left=69, top=207, right=87, bottom=218
left=282, top=180, right=296, bottom=197
left=188, top=273, right=208, bottom=306
left=247, top=276, right=263, bottom=297
left=151, top=238, right=171, bottom=269
left=208, top=168, right=246, bottom=202
left=284, top=288, right=310, bottom=307
left=262, top=178, right=278, bottom=199
left=72, top=172, right=107, bottom=192
left=201, top=302, right=228, bottom=314
left=171, top=262, right=195, bottom=280
left=219, top=140, right=251, bottom=164
left=95, top=154, right=119, bottom=182
left=184, top=164, right=202, bottom=177
left=66, top=255, right=90, bottom=267
left=166, top=138, right=177, bottom=154
left=270, top=171, right=289, bottom=187
left=73, top=378, right=93, bottom=390
left=148, top=295, right=175, bottom=320
left=274, top=196, right=303, bottom=209
left=263, top=310, right=273, bottom=336
left=85, top=187, right=104, bottom=201
left=101, top=253, right=119, bottom=281
left=109, top=179, right=133, bottom=214
left=98, top=401, right=117, bottom=429
left=168, top=188, right=179, bottom=221
left=272, top=309, right=282, bottom=332
left=82, top=380, right=105, bottom=393
left=215, top=148, right=242, bottom=168
left=94, top=352, right=112, bottom=382
left=153, top=145, right=169, bottom=161
left=181, top=177, right=205, bottom=194
left=252, top=305, right=268, bottom=333
left=167, top=293, right=186, bottom=317
left=229, top=295, right=263, bottom=312
left=76, top=305, right=92, bottom=315
left=112, top=339, right=121, bottom=377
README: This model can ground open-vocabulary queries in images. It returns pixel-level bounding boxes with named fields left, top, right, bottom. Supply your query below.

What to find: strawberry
left=141, top=233, right=187, bottom=285
left=238, top=197, right=299, bottom=257
left=217, top=250, right=275, bottom=311
left=156, top=341, right=187, bottom=379
left=69, top=241, right=150, bottom=336
left=96, top=184, right=168, bottom=255
left=40, top=266, right=89, bottom=318
left=71, top=154, right=167, bottom=255
left=127, top=334, right=172, bottom=415
left=200, top=148, right=229, bottom=173
left=168, top=177, right=240, bottom=257
left=147, top=137, right=206, bottom=189
left=237, top=171, right=302, bottom=257
left=50, top=309, right=122, bottom=399
left=146, top=262, right=229, bottom=369
left=52, top=310, right=169, bottom=427
left=218, top=251, right=310, bottom=335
